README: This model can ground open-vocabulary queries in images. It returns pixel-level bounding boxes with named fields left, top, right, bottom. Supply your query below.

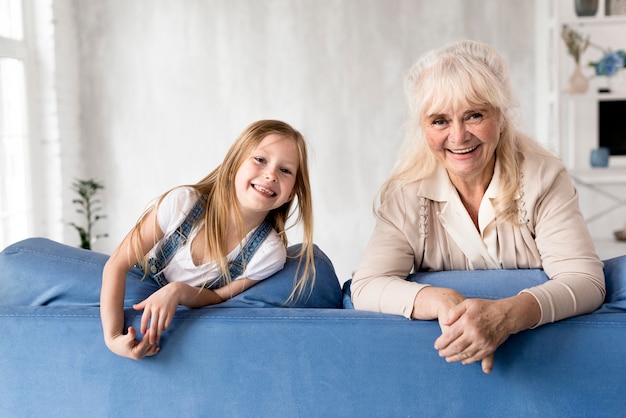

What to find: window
left=0, top=0, right=32, bottom=248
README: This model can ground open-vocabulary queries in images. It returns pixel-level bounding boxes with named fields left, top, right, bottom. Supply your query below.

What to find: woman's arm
left=351, top=185, right=431, bottom=318
left=526, top=164, right=606, bottom=326
left=429, top=162, right=602, bottom=373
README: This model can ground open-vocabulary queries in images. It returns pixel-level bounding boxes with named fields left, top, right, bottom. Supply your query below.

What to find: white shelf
left=566, top=16, right=626, bottom=25
left=560, top=0, right=626, bottom=23
left=565, top=91, right=626, bottom=100
left=571, top=167, right=626, bottom=183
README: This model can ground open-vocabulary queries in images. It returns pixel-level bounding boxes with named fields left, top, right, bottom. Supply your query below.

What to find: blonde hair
left=382, top=40, right=553, bottom=224
left=134, top=120, right=315, bottom=303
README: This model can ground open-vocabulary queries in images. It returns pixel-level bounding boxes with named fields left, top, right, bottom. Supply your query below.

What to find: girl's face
left=234, top=133, right=299, bottom=223
left=421, top=104, right=502, bottom=187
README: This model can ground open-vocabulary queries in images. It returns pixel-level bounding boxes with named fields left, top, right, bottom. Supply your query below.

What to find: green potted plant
left=69, top=179, right=108, bottom=250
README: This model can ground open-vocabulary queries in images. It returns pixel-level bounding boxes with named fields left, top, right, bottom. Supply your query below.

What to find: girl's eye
left=280, top=168, right=293, bottom=175
left=254, top=157, right=266, bottom=164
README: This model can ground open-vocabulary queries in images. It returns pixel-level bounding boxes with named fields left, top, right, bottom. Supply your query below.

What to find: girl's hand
left=132, top=282, right=183, bottom=345
left=105, top=327, right=160, bottom=360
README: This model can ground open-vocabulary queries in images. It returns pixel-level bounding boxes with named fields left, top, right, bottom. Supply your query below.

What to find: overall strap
left=204, top=218, right=274, bottom=289
left=143, top=194, right=274, bottom=290
left=143, top=197, right=206, bottom=287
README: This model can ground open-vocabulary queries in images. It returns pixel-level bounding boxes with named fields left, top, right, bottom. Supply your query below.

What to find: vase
left=590, top=147, right=610, bottom=167
left=568, top=63, right=588, bottom=94
left=575, top=0, right=598, bottom=16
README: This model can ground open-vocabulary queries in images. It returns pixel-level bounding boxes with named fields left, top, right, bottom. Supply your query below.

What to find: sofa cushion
left=217, top=244, right=343, bottom=309
left=0, top=238, right=343, bottom=309
left=343, top=255, right=626, bottom=312
left=343, top=268, right=548, bottom=309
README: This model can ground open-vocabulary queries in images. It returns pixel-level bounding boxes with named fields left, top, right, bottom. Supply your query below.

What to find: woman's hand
left=434, top=293, right=540, bottom=374
left=412, top=286, right=466, bottom=321
left=435, top=298, right=504, bottom=374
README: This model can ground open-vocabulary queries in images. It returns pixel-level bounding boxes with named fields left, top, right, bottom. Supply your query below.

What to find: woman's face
left=421, top=104, right=502, bottom=186
left=234, top=133, right=299, bottom=224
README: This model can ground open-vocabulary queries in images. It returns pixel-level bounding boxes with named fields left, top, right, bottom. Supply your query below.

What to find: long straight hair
left=134, top=120, right=315, bottom=303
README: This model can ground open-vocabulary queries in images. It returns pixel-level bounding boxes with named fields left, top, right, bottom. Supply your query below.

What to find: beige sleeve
left=351, top=188, right=428, bottom=319
left=521, top=166, right=606, bottom=327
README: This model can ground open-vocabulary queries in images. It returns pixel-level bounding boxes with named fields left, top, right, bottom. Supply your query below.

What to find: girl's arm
left=100, top=208, right=163, bottom=360
left=132, top=277, right=258, bottom=345
left=182, top=277, right=258, bottom=307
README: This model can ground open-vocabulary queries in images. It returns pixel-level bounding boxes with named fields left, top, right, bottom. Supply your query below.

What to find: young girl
left=101, top=119, right=315, bottom=360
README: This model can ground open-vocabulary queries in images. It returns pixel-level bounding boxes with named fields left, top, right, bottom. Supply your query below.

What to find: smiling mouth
left=448, top=145, right=478, bottom=155
left=253, top=184, right=276, bottom=197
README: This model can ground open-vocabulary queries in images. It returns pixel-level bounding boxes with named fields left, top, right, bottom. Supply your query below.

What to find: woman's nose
left=448, top=121, right=469, bottom=143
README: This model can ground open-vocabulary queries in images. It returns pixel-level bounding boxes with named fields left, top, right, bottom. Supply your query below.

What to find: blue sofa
left=1, top=238, right=625, bottom=417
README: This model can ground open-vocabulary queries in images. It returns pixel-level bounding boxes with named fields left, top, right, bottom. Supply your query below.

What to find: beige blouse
left=351, top=154, right=606, bottom=327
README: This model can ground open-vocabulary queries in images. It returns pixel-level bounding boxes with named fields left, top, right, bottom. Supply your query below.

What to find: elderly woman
left=351, top=40, right=605, bottom=374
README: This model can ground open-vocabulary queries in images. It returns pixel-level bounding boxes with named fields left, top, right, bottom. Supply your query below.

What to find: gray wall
left=73, top=0, right=535, bottom=281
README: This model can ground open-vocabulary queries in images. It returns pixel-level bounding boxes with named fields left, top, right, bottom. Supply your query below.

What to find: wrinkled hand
left=133, top=282, right=182, bottom=345
left=435, top=298, right=512, bottom=374
left=106, top=327, right=160, bottom=360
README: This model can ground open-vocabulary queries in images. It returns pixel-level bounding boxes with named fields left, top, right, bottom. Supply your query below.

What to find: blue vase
left=590, top=147, right=610, bottom=167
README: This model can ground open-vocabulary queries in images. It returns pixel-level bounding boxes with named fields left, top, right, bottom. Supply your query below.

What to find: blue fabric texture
left=2, top=305, right=626, bottom=417
left=0, top=238, right=342, bottom=309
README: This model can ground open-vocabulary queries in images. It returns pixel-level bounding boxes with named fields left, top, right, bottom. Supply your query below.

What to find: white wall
left=52, top=0, right=535, bottom=282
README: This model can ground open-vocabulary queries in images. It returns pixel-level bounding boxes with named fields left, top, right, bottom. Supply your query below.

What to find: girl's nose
left=264, top=168, right=277, bottom=182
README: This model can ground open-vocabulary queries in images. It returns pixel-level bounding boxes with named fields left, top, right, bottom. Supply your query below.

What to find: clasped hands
left=414, top=287, right=535, bottom=374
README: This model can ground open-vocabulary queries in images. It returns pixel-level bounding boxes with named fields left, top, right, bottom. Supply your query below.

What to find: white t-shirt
left=150, top=187, right=286, bottom=288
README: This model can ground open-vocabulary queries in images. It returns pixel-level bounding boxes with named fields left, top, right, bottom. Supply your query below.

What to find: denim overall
left=139, top=197, right=273, bottom=289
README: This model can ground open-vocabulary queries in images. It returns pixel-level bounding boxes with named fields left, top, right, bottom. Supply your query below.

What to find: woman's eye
left=467, top=113, right=484, bottom=123
left=431, top=119, right=448, bottom=128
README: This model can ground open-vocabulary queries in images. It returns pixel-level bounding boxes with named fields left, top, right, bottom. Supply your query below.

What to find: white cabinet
left=536, top=0, right=626, bottom=257
left=536, top=0, right=626, bottom=168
